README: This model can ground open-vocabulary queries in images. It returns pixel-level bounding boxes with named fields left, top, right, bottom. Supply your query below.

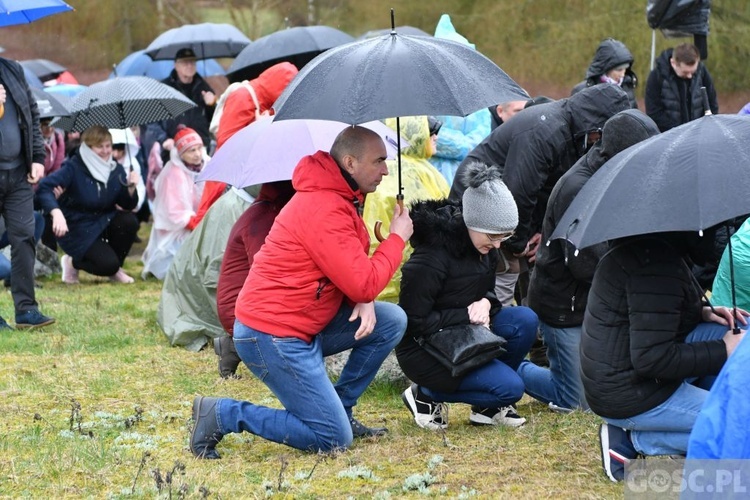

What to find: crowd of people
left=2, top=13, right=749, bottom=487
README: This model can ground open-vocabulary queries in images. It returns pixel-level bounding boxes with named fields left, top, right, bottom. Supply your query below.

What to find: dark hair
left=112, top=143, right=126, bottom=151
left=427, top=116, right=443, bottom=136
left=672, top=43, right=700, bottom=65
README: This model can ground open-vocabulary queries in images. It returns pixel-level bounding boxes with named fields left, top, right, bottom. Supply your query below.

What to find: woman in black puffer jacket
left=397, top=163, right=538, bottom=431
left=571, top=38, right=639, bottom=109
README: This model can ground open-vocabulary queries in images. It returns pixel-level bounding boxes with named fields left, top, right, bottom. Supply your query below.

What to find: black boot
left=214, top=336, right=242, bottom=378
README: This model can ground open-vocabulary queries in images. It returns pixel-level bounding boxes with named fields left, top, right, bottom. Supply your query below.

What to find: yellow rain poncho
left=363, top=116, right=450, bottom=302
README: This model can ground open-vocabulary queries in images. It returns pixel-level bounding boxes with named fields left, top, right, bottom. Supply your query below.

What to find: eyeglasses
left=486, top=231, right=514, bottom=242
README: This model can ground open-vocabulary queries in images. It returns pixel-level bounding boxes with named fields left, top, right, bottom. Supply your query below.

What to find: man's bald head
left=330, top=126, right=388, bottom=194
left=330, top=126, right=384, bottom=167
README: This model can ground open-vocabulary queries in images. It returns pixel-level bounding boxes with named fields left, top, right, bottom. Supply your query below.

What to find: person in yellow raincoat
left=363, top=115, right=450, bottom=302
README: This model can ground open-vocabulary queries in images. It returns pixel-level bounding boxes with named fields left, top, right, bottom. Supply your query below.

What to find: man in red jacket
left=190, top=126, right=413, bottom=459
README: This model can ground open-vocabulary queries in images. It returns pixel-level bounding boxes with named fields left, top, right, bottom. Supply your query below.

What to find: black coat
left=528, top=109, right=661, bottom=327
left=571, top=38, right=639, bottom=109
left=581, top=236, right=727, bottom=419
left=0, top=58, right=45, bottom=172
left=158, top=70, right=215, bottom=147
left=645, top=48, right=718, bottom=132
left=450, top=84, right=630, bottom=255
left=397, top=198, right=501, bottom=393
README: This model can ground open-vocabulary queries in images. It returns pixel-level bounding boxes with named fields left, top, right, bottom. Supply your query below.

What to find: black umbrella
left=144, top=22, right=251, bottom=60
left=54, top=76, right=196, bottom=133
left=31, top=87, right=68, bottom=118
left=19, top=58, right=66, bottom=82
left=550, top=114, right=750, bottom=332
left=227, top=25, right=354, bottom=83
left=273, top=11, right=528, bottom=238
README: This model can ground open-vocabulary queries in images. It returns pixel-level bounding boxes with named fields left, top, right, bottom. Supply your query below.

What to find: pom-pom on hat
left=461, top=162, right=518, bottom=234
left=174, top=126, right=203, bottom=156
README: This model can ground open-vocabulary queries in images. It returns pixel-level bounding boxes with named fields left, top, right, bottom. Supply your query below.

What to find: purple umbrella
left=197, top=116, right=408, bottom=188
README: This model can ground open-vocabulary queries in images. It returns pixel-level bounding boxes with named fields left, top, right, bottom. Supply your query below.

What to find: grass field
left=0, top=228, right=622, bottom=498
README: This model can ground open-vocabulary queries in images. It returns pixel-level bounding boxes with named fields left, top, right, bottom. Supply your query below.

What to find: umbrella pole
left=396, top=115, right=403, bottom=207
left=727, top=230, right=741, bottom=334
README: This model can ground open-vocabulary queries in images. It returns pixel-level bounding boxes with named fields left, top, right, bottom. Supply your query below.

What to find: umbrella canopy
left=197, top=116, right=408, bottom=188
left=145, top=22, right=251, bottom=60
left=110, top=49, right=225, bottom=80
left=227, top=26, right=354, bottom=83
left=31, top=87, right=68, bottom=118
left=54, top=76, right=196, bottom=133
left=273, top=33, right=529, bottom=124
left=550, top=114, right=750, bottom=250
left=359, top=25, right=431, bottom=39
left=0, top=0, right=72, bottom=27
left=44, top=83, right=87, bottom=98
left=19, top=58, right=66, bottom=82
left=22, top=66, right=44, bottom=89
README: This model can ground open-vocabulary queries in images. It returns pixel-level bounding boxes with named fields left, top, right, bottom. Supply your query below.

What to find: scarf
left=600, top=74, right=624, bottom=86
left=79, top=142, right=117, bottom=185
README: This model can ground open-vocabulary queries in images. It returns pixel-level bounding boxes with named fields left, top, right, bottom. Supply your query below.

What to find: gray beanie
left=461, top=162, right=518, bottom=234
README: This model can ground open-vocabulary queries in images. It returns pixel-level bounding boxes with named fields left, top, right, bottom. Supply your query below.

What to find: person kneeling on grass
left=396, top=162, right=538, bottom=430
left=190, top=126, right=413, bottom=459
left=581, top=230, right=748, bottom=482
left=36, top=125, right=140, bottom=285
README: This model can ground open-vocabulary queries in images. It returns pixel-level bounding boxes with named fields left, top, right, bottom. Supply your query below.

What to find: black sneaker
left=190, top=396, right=224, bottom=460
left=15, top=309, right=55, bottom=329
left=0, top=317, right=12, bottom=330
left=214, top=336, right=242, bottom=379
left=401, top=383, right=448, bottom=430
left=469, top=405, right=526, bottom=427
left=350, top=417, right=387, bottom=438
left=599, top=423, right=638, bottom=482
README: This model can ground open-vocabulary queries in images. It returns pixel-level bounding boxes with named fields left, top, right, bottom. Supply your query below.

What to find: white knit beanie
left=461, top=161, right=518, bottom=234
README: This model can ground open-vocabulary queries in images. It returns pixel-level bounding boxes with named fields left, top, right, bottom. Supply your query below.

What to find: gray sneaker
left=190, top=396, right=224, bottom=459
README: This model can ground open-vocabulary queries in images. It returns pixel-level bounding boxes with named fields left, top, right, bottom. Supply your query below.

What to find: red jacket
left=235, top=151, right=406, bottom=342
left=217, top=182, right=295, bottom=335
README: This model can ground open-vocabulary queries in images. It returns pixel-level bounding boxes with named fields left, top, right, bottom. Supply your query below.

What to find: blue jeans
left=517, top=321, right=589, bottom=410
left=217, top=301, right=406, bottom=452
left=604, top=321, right=733, bottom=456
left=422, top=306, right=538, bottom=408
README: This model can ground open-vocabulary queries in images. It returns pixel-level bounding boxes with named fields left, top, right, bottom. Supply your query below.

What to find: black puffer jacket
left=397, top=198, right=501, bottom=393
left=645, top=48, right=718, bottom=132
left=571, top=38, right=638, bottom=109
left=528, top=110, right=660, bottom=327
left=450, top=84, right=630, bottom=255
left=581, top=236, right=728, bottom=419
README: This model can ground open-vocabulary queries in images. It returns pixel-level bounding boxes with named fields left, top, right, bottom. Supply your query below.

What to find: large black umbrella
left=30, top=87, right=68, bottom=119
left=19, top=58, right=66, bottom=82
left=54, top=76, right=196, bottom=133
left=227, top=25, right=354, bottom=83
left=550, top=114, right=750, bottom=249
left=144, top=22, right=251, bottom=60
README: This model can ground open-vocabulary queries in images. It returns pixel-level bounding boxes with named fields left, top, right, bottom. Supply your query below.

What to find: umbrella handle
left=373, top=195, right=404, bottom=242
left=0, top=103, right=4, bottom=120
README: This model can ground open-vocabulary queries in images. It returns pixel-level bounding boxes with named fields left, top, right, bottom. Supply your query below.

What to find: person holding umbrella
left=0, top=56, right=55, bottom=329
left=583, top=229, right=748, bottom=482
left=190, top=126, right=413, bottom=459
left=36, top=126, right=140, bottom=284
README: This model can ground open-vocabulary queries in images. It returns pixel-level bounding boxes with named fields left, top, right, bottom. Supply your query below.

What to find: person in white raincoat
left=142, top=126, right=207, bottom=280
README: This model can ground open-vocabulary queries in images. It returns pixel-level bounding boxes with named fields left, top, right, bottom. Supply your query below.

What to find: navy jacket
left=36, top=150, right=138, bottom=260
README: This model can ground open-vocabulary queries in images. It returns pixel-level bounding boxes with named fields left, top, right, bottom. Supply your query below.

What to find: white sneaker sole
left=401, top=387, right=448, bottom=431
left=469, top=411, right=526, bottom=427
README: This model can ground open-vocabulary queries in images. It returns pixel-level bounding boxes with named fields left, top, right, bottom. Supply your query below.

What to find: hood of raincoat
left=292, top=150, right=360, bottom=203
left=585, top=38, right=634, bottom=79
left=384, top=116, right=432, bottom=159
left=563, top=84, right=631, bottom=152
left=251, top=62, right=299, bottom=112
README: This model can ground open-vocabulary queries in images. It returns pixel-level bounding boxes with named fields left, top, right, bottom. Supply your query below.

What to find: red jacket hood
left=251, top=62, right=298, bottom=111
left=292, top=151, right=363, bottom=204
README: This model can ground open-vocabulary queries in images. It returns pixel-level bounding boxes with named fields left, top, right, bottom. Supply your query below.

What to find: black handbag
left=417, top=324, right=507, bottom=378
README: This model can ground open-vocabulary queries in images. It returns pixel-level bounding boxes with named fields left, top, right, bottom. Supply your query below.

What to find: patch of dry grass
left=0, top=231, right=622, bottom=498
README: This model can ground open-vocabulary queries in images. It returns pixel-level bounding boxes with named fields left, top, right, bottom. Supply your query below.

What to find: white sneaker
left=109, top=268, right=134, bottom=284
left=401, top=384, right=449, bottom=430
left=469, top=405, right=526, bottom=427
left=60, top=254, right=79, bottom=284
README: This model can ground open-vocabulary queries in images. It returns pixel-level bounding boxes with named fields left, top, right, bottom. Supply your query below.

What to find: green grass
left=0, top=228, right=623, bottom=498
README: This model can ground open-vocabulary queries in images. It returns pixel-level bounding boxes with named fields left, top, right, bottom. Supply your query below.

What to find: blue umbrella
left=0, top=0, right=73, bottom=27
left=110, top=49, right=226, bottom=80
